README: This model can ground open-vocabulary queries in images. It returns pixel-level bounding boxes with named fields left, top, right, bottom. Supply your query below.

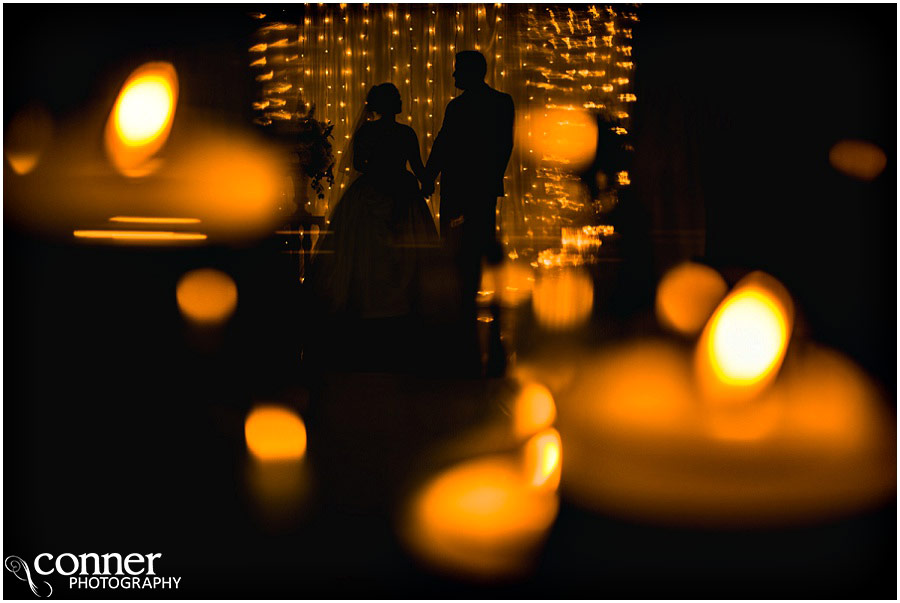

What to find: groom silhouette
left=424, top=50, right=515, bottom=322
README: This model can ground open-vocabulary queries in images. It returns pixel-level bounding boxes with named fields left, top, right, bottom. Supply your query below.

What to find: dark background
left=4, top=3, right=896, bottom=599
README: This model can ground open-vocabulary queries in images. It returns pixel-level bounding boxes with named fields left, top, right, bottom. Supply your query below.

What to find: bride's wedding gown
left=308, top=119, right=438, bottom=318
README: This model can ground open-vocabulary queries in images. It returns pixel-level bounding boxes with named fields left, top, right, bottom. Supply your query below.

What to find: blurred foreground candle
left=5, top=62, right=289, bottom=243
left=176, top=269, right=238, bottom=326
left=403, top=381, right=562, bottom=581
left=244, top=405, right=310, bottom=526
left=557, top=338, right=894, bottom=526
left=402, top=454, right=560, bottom=579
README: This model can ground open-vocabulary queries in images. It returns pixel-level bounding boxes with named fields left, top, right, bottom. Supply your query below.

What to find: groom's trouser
left=440, top=195, right=501, bottom=311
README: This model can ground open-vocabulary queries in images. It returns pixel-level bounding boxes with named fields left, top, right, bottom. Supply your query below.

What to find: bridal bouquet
left=295, top=106, right=335, bottom=199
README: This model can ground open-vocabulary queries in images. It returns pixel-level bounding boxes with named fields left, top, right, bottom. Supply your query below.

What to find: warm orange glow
left=6, top=152, right=41, bottom=175
left=109, top=216, right=201, bottom=225
left=246, top=459, right=310, bottom=525
left=105, top=62, right=178, bottom=177
left=479, top=261, right=535, bottom=307
left=175, top=268, right=238, bottom=325
left=696, top=273, right=793, bottom=403
left=73, top=230, right=206, bottom=241
left=5, top=104, right=53, bottom=175
left=655, top=262, right=728, bottom=336
left=829, top=139, right=887, bottom=181
left=404, top=456, right=559, bottom=578
left=512, top=382, right=556, bottom=439
left=780, top=345, right=891, bottom=452
left=518, top=109, right=598, bottom=169
left=532, top=267, right=593, bottom=330
left=559, top=339, right=895, bottom=526
left=7, top=111, right=288, bottom=244
left=244, top=405, right=307, bottom=461
left=523, top=428, right=562, bottom=491
left=703, top=392, right=784, bottom=442
left=562, top=340, right=695, bottom=437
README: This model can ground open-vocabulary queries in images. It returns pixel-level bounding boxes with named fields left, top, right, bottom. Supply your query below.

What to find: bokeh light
left=244, top=405, right=308, bottom=461
left=176, top=268, right=238, bottom=325
left=828, top=139, right=887, bottom=181
left=532, top=267, right=594, bottom=331
left=655, top=262, right=727, bottom=336
left=517, top=108, right=599, bottom=170
left=105, top=62, right=178, bottom=177
left=512, top=382, right=557, bottom=439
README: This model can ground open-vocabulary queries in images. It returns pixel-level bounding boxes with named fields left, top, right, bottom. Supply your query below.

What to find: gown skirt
left=308, top=170, right=438, bottom=319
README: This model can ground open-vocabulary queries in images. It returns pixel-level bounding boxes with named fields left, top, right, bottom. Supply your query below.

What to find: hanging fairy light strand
left=250, top=4, right=637, bottom=244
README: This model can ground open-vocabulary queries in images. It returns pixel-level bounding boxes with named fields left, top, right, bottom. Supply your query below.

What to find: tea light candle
left=555, top=271, right=894, bottom=526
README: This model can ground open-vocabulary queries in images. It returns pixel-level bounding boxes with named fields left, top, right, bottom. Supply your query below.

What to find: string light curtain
left=250, top=4, right=637, bottom=247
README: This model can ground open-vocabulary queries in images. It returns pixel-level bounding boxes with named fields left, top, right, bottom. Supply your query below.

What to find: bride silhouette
left=307, top=83, right=438, bottom=321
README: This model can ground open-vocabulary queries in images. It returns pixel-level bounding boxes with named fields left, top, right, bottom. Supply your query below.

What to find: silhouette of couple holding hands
left=309, top=50, right=514, bottom=363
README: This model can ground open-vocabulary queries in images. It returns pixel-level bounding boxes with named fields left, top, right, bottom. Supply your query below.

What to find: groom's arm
left=424, top=100, right=456, bottom=188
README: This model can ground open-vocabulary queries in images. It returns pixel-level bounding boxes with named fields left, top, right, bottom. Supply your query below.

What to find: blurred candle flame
left=523, top=428, right=562, bottom=491
left=175, top=268, right=238, bottom=325
left=105, top=62, right=178, bottom=177
left=244, top=405, right=307, bottom=462
left=655, top=262, right=727, bottom=336
left=696, top=272, right=793, bottom=404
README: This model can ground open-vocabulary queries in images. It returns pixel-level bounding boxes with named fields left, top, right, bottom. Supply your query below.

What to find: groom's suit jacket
left=426, top=83, right=515, bottom=205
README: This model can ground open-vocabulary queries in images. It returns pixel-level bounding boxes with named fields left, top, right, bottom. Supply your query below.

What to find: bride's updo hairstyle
left=366, top=83, right=402, bottom=115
